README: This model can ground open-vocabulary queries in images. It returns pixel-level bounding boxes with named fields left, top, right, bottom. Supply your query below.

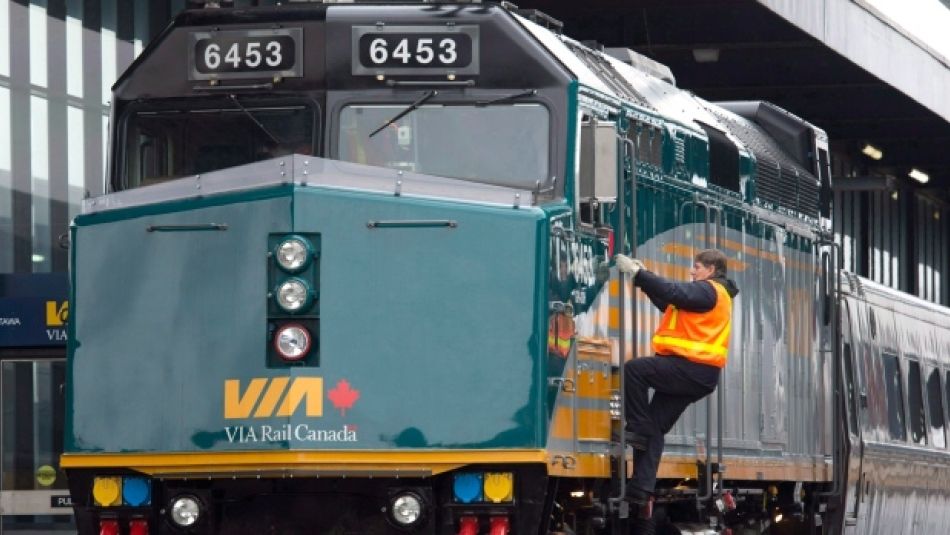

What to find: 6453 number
left=192, top=32, right=298, bottom=76
left=357, top=33, right=472, bottom=70
left=203, top=41, right=284, bottom=70
left=368, top=37, right=458, bottom=65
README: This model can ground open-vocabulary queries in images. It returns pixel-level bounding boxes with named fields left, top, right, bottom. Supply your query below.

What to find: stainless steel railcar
left=833, top=274, right=950, bottom=534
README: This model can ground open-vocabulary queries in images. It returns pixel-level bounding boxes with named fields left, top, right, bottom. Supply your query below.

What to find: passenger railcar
left=59, top=2, right=935, bottom=534
left=834, top=274, right=950, bottom=534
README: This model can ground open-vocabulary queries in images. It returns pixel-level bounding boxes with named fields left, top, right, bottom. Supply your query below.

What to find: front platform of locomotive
left=59, top=3, right=598, bottom=535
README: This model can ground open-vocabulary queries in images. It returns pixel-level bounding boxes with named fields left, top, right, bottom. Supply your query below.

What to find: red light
left=273, top=323, right=312, bottom=361
left=130, top=519, right=149, bottom=535
left=99, top=520, right=119, bottom=535
left=607, top=229, right=615, bottom=257
left=489, top=516, right=510, bottom=535
left=457, top=516, right=478, bottom=535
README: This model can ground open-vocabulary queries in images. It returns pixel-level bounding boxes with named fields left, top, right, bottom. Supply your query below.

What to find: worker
left=614, top=249, right=739, bottom=505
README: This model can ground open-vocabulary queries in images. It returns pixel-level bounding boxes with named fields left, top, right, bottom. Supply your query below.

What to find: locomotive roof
left=114, top=2, right=827, bottom=148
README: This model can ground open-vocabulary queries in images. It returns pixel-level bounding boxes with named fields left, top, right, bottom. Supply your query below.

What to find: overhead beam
left=629, top=40, right=818, bottom=52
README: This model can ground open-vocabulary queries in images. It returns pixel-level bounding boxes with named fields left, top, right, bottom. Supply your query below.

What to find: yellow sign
left=224, top=377, right=323, bottom=419
left=36, top=465, right=56, bottom=487
left=45, top=301, right=68, bottom=327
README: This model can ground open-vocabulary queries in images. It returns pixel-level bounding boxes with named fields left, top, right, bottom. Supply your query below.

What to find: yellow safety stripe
left=548, top=336, right=571, bottom=350
left=61, top=450, right=550, bottom=476
left=713, top=322, right=731, bottom=347
left=667, top=306, right=678, bottom=329
left=651, top=335, right=728, bottom=356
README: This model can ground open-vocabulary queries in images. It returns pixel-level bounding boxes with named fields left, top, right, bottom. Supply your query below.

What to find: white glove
left=614, top=254, right=645, bottom=277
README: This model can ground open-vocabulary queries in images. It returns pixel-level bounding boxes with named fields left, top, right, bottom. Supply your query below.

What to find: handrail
left=616, top=136, right=628, bottom=504
left=709, top=205, right=725, bottom=504
left=610, top=135, right=637, bottom=518
left=692, top=198, right=715, bottom=504
left=816, top=238, right=845, bottom=503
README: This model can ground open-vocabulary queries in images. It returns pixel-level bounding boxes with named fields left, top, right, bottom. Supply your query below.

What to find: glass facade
left=0, top=1, right=289, bottom=276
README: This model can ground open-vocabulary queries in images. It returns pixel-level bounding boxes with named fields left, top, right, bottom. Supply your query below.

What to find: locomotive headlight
left=275, top=278, right=313, bottom=313
left=274, top=324, right=312, bottom=361
left=390, top=492, right=424, bottom=527
left=274, top=236, right=312, bottom=272
left=169, top=495, right=201, bottom=527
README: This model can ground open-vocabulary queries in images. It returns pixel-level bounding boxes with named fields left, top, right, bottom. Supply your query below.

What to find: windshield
left=122, top=104, right=315, bottom=189
left=338, top=103, right=549, bottom=189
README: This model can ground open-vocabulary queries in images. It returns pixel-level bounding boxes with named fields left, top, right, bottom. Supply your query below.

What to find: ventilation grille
left=704, top=104, right=819, bottom=217
left=673, top=136, right=685, bottom=164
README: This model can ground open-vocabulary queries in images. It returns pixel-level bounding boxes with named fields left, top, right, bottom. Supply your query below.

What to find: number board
left=351, top=25, right=479, bottom=76
left=189, top=28, right=303, bottom=81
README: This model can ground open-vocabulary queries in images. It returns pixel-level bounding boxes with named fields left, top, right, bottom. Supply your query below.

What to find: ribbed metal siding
left=705, top=104, right=819, bottom=217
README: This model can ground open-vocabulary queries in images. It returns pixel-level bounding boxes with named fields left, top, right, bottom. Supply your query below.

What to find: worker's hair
left=695, top=249, right=728, bottom=277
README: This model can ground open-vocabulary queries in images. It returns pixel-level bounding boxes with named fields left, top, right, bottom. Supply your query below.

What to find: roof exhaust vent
left=516, top=8, right=564, bottom=32
left=604, top=48, right=675, bottom=86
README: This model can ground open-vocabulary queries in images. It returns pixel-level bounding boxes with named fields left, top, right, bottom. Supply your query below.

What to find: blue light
left=453, top=473, right=483, bottom=503
left=122, top=477, right=151, bottom=506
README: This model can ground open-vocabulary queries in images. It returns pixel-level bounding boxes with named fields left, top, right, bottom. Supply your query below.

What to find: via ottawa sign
left=0, top=298, right=68, bottom=346
left=0, top=297, right=69, bottom=347
left=0, top=274, right=69, bottom=348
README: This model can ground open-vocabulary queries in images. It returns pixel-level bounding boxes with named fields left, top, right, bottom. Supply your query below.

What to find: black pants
left=623, top=355, right=720, bottom=493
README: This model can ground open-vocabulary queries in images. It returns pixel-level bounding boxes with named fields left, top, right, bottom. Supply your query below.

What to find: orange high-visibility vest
left=547, top=313, right=575, bottom=358
left=651, top=280, right=732, bottom=368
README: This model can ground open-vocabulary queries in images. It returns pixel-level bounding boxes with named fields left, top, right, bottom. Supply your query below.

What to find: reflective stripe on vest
left=651, top=280, right=732, bottom=368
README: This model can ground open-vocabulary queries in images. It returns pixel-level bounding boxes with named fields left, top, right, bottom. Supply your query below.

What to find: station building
left=0, top=1, right=274, bottom=530
left=0, top=0, right=949, bottom=531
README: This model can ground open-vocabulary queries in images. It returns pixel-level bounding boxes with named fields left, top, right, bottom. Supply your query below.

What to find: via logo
left=224, top=377, right=323, bottom=419
left=46, top=301, right=68, bottom=327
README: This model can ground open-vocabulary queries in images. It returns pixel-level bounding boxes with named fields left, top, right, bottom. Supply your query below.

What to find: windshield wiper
left=476, top=89, right=537, bottom=107
left=369, top=90, right=438, bottom=138
left=228, top=94, right=283, bottom=145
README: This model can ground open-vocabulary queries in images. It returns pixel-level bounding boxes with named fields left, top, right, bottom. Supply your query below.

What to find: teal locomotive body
left=63, top=3, right=860, bottom=534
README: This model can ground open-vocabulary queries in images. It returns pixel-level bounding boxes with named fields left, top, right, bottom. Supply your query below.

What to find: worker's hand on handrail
left=614, top=254, right=645, bottom=277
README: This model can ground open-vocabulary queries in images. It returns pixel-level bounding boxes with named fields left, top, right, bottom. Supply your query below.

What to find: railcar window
left=882, top=353, right=906, bottom=441
left=926, top=367, right=946, bottom=449
left=907, top=360, right=927, bottom=445
left=123, top=104, right=315, bottom=189
left=338, top=104, right=549, bottom=189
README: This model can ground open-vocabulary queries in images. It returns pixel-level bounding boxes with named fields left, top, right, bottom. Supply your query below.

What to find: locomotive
left=60, top=2, right=950, bottom=534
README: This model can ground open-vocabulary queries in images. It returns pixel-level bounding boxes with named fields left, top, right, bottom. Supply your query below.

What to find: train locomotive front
left=63, top=2, right=855, bottom=535
left=62, top=4, right=610, bottom=534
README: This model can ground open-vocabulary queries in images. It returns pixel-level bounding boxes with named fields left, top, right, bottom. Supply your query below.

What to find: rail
left=609, top=135, right=637, bottom=520
left=816, top=238, right=845, bottom=503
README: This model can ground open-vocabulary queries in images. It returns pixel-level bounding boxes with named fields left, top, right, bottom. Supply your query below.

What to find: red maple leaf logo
left=328, top=379, right=360, bottom=416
